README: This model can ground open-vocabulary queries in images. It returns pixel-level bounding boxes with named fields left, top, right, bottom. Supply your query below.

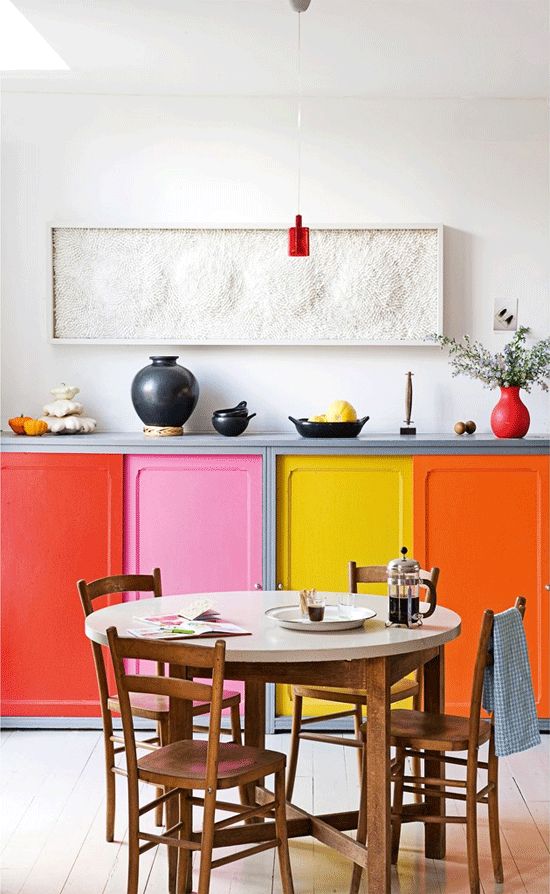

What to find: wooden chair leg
left=103, top=721, right=116, bottom=842
left=411, top=685, right=422, bottom=803
left=466, top=757, right=481, bottom=894
left=353, top=705, right=363, bottom=780
left=243, top=782, right=258, bottom=815
left=349, top=736, right=368, bottom=894
left=197, top=786, right=217, bottom=894
left=230, top=703, right=242, bottom=745
left=126, top=776, right=140, bottom=894
left=166, top=783, right=179, bottom=894
left=229, top=703, right=250, bottom=807
left=487, top=732, right=504, bottom=884
left=415, top=667, right=424, bottom=712
left=391, top=746, right=406, bottom=864
left=274, top=768, right=295, bottom=894
left=286, top=692, right=303, bottom=802
left=155, top=718, right=169, bottom=827
left=177, top=790, right=193, bottom=894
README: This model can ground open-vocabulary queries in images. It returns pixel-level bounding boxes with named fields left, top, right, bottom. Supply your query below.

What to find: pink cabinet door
left=124, top=454, right=262, bottom=591
left=124, top=454, right=263, bottom=708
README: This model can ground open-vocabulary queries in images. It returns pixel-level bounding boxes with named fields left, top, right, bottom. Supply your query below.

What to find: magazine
left=137, top=597, right=221, bottom=627
left=128, top=620, right=250, bottom=640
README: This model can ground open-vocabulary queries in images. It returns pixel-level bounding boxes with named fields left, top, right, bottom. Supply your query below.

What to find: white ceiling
left=2, top=0, right=548, bottom=97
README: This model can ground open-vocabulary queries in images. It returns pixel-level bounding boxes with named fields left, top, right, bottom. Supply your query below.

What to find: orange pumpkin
left=23, top=418, right=49, bottom=436
left=8, top=413, right=32, bottom=435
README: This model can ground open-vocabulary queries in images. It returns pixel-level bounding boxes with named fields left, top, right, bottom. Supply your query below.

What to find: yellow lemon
left=308, top=414, right=327, bottom=422
left=325, top=400, right=357, bottom=423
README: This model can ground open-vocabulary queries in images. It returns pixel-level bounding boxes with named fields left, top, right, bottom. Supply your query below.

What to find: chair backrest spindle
left=77, top=570, right=164, bottom=722
left=348, top=561, right=439, bottom=605
left=348, top=563, right=386, bottom=589
left=106, top=630, right=227, bottom=795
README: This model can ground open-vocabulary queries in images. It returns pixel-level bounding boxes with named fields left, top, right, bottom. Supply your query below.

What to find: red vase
left=490, top=386, right=530, bottom=438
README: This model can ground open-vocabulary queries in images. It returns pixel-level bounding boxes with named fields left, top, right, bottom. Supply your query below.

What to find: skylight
left=0, top=0, right=69, bottom=70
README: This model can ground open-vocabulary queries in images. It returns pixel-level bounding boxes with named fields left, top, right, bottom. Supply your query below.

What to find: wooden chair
left=286, top=563, right=439, bottom=801
left=107, top=628, right=295, bottom=894
left=350, top=595, right=527, bottom=894
left=77, top=570, right=242, bottom=842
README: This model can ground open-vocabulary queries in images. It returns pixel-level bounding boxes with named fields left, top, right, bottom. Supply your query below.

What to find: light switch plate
left=494, top=299, right=518, bottom=331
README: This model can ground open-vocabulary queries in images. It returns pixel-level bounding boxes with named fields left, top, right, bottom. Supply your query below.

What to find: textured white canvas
left=52, top=226, right=441, bottom=343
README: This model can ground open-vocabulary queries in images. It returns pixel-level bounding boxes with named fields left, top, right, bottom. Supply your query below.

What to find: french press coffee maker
left=386, top=547, right=437, bottom=627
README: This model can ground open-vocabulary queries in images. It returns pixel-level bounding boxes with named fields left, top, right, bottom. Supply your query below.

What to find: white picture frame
left=49, top=223, right=444, bottom=346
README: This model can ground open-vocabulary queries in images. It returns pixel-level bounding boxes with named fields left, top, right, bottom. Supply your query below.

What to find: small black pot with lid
left=212, top=401, right=248, bottom=418
left=212, top=401, right=255, bottom=436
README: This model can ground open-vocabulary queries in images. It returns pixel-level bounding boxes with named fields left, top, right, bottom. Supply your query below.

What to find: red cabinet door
left=1, top=454, right=123, bottom=717
left=414, top=455, right=549, bottom=717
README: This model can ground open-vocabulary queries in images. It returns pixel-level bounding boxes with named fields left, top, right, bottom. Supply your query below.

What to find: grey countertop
left=1, top=431, right=549, bottom=454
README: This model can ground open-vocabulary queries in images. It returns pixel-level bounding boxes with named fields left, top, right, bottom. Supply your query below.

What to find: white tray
left=265, top=604, right=377, bottom=632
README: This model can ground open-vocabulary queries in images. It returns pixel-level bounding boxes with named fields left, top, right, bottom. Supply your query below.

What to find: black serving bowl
left=288, top=415, right=369, bottom=438
left=212, top=413, right=256, bottom=437
left=213, top=401, right=248, bottom=418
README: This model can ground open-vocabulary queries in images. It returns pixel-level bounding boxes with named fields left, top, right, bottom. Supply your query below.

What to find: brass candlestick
left=400, top=372, right=417, bottom=435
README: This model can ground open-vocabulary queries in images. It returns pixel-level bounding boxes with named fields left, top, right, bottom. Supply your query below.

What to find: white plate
left=265, top=604, right=377, bottom=632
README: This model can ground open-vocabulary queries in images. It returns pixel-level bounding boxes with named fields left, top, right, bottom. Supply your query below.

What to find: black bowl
left=288, top=416, right=369, bottom=438
left=213, top=401, right=248, bottom=418
left=212, top=413, right=256, bottom=437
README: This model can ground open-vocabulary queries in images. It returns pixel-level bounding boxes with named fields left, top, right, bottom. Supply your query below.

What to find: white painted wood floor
left=1, top=730, right=548, bottom=894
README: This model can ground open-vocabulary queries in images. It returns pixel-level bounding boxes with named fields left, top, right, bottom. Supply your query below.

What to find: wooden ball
left=454, top=421, right=466, bottom=435
left=465, top=420, right=477, bottom=434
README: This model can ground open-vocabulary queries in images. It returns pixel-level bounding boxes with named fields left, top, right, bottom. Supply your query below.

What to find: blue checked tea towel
left=482, top=607, right=540, bottom=757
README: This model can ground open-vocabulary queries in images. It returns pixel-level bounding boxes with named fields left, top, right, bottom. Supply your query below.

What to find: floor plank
left=1, top=731, right=101, bottom=894
left=0, top=731, right=548, bottom=893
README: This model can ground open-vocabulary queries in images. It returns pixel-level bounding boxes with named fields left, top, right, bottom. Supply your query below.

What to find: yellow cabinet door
left=276, top=454, right=413, bottom=716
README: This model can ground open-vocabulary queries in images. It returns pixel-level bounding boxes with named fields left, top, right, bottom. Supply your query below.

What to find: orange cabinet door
left=1, top=454, right=123, bottom=717
left=414, top=455, right=549, bottom=717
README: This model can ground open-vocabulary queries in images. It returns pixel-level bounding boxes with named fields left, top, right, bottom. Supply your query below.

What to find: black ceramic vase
left=131, top=356, right=199, bottom=431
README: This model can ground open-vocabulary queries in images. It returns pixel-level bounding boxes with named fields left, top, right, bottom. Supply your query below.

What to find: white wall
left=1, top=93, right=549, bottom=433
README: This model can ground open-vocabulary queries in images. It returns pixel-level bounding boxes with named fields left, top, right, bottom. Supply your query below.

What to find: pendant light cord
left=297, top=10, right=302, bottom=214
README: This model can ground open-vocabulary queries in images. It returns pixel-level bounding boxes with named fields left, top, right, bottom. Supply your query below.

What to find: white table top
left=85, top=591, right=461, bottom=663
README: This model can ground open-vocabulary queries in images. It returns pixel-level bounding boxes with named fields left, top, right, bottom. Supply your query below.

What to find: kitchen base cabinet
left=2, top=435, right=547, bottom=728
left=276, top=454, right=413, bottom=716
left=1, top=454, right=123, bottom=717
left=124, top=454, right=263, bottom=709
left=414, top=455, right=549, bottom=717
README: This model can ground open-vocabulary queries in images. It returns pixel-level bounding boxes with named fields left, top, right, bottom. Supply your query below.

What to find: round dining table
left=86, top=590, right=461, bottom=894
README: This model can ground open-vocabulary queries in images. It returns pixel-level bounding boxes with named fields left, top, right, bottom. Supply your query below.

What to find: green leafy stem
left=431, top=327, right=550, bottom=393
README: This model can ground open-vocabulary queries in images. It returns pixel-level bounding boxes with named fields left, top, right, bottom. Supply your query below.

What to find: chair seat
left=389, top=709, right=492, bottom=751
left=107, top=688, right=241, bottom=721
left=292, top=675, right=419, bottom=706
left=108, top=691, right=169, bottom=720
left=138, top=739, right=285, bottom=790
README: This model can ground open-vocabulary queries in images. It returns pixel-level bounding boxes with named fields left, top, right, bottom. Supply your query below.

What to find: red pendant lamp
left=288, top=0, right=311, bottom=257
left=289, top=214, right=309, bottom=257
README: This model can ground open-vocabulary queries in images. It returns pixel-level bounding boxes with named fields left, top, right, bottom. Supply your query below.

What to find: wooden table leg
left=244, top=680, right=266, bottom=814
left=244, top=679, right=266, bottom=749
left=366, top=656, right=391, bottom=894
left=423, top=646, right=446, bottom=859
left=167, top=663, right=193, bottom=894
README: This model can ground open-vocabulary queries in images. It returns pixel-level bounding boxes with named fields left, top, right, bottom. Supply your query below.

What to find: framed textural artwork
left=49, top=224, right=443, bottom=345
